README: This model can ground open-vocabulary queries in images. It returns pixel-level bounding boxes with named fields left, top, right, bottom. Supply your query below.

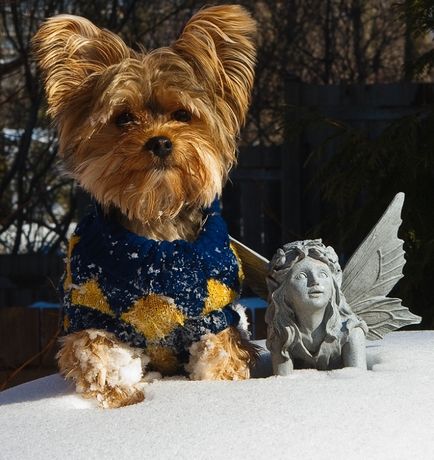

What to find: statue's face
left=285, top=257, right=333, bottom=313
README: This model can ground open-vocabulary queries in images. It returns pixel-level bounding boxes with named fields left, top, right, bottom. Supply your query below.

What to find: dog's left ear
left=173, top=5, right=256, bottom=131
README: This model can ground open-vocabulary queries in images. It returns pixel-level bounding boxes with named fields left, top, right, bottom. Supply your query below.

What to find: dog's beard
left=72, top=139, right=226, bottom=223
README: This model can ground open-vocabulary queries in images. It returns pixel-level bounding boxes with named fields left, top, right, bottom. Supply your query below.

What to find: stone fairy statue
left=230, top=193, right=422, bottom=375
left=266, top=239, right=368, bottom=374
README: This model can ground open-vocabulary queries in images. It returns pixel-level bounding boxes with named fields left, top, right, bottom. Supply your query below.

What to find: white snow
left=1, top=331, right=434, bottom=460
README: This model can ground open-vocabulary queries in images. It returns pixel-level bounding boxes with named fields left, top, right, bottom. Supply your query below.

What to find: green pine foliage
left=291, top=1, right=434, bottom=329
left=398, top=0, right=434, bottom=76
left=310, top=109, right=434, bottom=328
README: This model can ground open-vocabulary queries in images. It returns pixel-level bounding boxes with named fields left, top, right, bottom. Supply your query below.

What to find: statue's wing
left=342, top=193, right=406, bottom=305
left=229, top=237, right=269, bottom=299
left=350, top=296, right=422, bottom=340
left=342, top=193, right=421, bottom=340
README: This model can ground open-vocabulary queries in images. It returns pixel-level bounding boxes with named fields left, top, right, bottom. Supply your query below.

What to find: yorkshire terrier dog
left=33, top=5, right=257, bottom=407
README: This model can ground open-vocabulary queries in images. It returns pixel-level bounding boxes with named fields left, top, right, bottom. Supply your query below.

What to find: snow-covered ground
left=1, top=331, right=433, bottom=460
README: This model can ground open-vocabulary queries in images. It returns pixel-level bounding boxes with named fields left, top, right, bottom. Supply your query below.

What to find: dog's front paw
left=58, top=329, right=149, bottom=408
left=186, top=327, right=256, bottom=381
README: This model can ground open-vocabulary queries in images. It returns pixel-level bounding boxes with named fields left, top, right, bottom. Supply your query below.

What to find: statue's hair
left=265, top=239, right=362, bottom=362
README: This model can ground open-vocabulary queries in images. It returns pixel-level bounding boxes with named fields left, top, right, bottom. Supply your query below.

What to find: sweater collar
left=76, top=197, right=228, bottom=263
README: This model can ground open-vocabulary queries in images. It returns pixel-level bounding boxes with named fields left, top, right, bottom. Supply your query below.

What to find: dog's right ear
left=32, top=15, right=131, bottom=117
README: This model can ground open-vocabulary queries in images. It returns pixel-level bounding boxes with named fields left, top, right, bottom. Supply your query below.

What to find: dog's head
left=33, top=6, right=256, bottom=222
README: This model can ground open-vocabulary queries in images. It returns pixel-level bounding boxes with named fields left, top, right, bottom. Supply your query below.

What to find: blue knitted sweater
left=60, top=200, right=243, bottom=374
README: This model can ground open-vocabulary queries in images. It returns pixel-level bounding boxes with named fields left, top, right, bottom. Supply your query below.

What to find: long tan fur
left=57, top=330, right=146, bottom=408
left=32, top=6, right=256, bottom=230
left=187, top=327, right=259, bottom=380
left=33, top=5, right=257, bottom=408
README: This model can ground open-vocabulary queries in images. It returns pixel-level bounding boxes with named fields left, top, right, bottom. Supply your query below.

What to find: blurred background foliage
left=0, top=0, right=433, bottom=325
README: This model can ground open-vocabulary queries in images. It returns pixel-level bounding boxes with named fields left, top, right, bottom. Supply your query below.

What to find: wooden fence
left=284, top=80, right=434, bottom=240
left=222, top=145, right=282, bottom=260
left=0, top=307, right=60, bottom=389
left=0, top=254, right=63, bottom=308
left=1, top=81, right=432, bottom=387
left=224, top=80, right=434, bottom=259
left=0, top=255, right=62, bottom=388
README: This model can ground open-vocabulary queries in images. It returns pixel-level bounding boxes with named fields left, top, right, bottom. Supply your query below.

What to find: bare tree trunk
left=351, top=0, right=366, bottom=83
left=323, top=0, right=333, bottom=84
left=403, top=0, right=415, bottom=81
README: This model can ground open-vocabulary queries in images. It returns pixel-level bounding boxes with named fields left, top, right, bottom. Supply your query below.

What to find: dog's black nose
left=145, top=136, right=173, bottom=158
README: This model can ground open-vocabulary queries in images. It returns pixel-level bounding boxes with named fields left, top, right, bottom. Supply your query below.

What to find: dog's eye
left=115, top=111, right=136, bottom=127
left=172, top=110, right=192, bottom=123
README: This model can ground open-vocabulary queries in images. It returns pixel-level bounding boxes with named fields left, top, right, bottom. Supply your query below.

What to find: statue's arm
left=342, top=327, right=367, bottom=370
left=272, top=353, right=294, bottom=376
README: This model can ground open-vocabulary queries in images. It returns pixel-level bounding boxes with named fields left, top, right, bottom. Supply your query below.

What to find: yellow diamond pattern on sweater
left=146, top=345, right=179, bottom=375
left=71, top=279, right=114, bottom=317
left=63, top=235, right=81, bottom=290
left=203, top=279, right=238, bottom=316
left=121, top=294, right=186, bottom=341
left=230, top=243, right=245, bottom=283
left=63, top=314, right=71, bottom=331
